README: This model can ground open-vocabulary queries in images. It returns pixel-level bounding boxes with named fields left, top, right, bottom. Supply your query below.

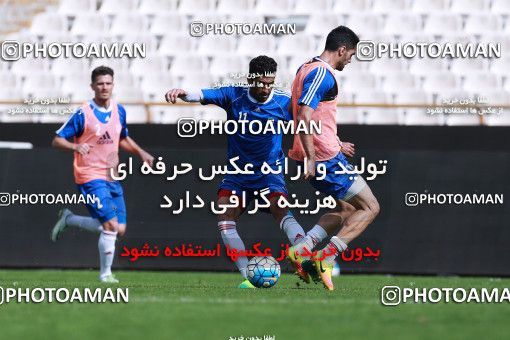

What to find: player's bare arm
left=52, top=135, right=91, bottom=155
left=340, top=141, right=355, bottom=157
left=296, top=104, right=316, bottom=179
left=119, top=136, right=154, bottom=167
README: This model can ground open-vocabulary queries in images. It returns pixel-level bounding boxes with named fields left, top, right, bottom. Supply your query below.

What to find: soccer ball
left=246, top=256, right=281, bottom=288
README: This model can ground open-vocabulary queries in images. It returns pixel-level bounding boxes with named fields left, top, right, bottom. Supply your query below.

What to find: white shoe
left=100, top=274, right=119, bottom=283
left=51, top=208, right=72, bottom=242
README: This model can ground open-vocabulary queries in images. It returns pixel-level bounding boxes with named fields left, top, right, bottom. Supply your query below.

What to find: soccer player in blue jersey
left=51, top=66, right=154, bottom=283
left=165, top=56, right=309, bottom=288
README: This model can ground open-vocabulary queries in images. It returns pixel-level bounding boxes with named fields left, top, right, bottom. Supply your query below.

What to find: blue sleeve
left=118, top=104, right=129, bottom=138
left=298, top=67, right=335, bottom=110
left=280, top=94, right=292, bottom=122
left=55, top=108, right=84, bottom=139
left=200, top=86, right=237, bottom=110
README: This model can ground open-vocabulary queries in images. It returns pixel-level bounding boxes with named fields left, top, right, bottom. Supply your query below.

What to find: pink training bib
left=288, top=60, right=342, bottom=162
left=73, top=100, right=121, bottom=184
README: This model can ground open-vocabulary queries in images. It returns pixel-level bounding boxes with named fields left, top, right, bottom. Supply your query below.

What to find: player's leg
left=99, top=217, right=120, bottom=283
left=51, top=184, right=105, bottom=241
left=98, top=181, right=128, bottom=283
left=314, top=181, right=379, bottom=290
left=266, top=174, right=307, bottom=246
left=216, top=188, right=251, bottom=287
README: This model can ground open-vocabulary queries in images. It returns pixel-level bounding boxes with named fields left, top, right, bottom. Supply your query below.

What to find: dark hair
left=249, top=55, right=277, bottom=77
left=325, top=26, right=360, bottom=51
left=91, top=66, right=114, bottom=83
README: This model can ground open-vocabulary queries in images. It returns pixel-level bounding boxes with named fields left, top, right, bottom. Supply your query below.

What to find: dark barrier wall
left=0, top=124, right=509, bottom=276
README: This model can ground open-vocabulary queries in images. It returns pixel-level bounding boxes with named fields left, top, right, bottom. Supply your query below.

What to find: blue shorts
left=298, top=152, right=357, bottom=200
left=218, top=173, right=288, bottom=207
left=77, top=179, right=127, bottom=224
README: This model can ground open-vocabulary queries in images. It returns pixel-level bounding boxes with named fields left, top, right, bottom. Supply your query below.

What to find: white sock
left=218, top=221, right=248, bottom=278
left=294, top=224, right=328, bottom=253
left=280, top=213, right=306, bottom=245
left=322, top=236, right=348, bottom=264
left=66, top=214, right=103, bottom=234
left=98, top=230, right=117, bottom=279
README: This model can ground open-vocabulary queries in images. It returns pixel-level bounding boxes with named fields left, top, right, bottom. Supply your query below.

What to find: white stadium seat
left=277, top=34, right=316, bottom=57
left=120, top=33, right=159, bottom=53
left=51, top=58, right=89, bottom=77
left=11, top=58, right=49, bottom=76
left=170, top=55, right=209, bottom=76
left=333, top=0, right=370, bottom=14
left=384, top=13, right=422, bottom=35
left=139, top=0, right=178, bottom=14
left=346, top=14, right=385, bottom=37
left=463, top=74, right=500, bottom=92
left=216, top=0, right=253, bottom=14
left=372, top=0, right=409, bottom=13
left=339, top=73, right=378, bottom=90
left=124, top=105, right=149, bottom=123
left=368, top=58, right=407, bottom=76
left=196, top=35, right=236, bottom=56
left=237, top=35, right=276, bottom=56
left=159, top=35, right=195, bottom=57
left=422, top=74, right=460, bottom=93
left=449, top=59, right=488, bottom=75
left=110, top=14, right=149, bottom=36
left=445, top=114, right=481, bottom=126
left=178, top=0, right=215, bottom=14
left=412, top=0, right=449, bottom=13
left=464, top=14, right=503, bottom=34
left=71, top=13, right=108, bottom=35
left=424, top=14, right=463, bottom=35
left=492, top=0, right=510, bottom=14
left=294, top=0, right=331, bottom=14
left=362, top=108, right=402, bottom=125
left=99, top=0, right=138, bottom=14
left=58, top=0, right=97, bottom=15
left=253, top=0, right=293, bottom=15
left=30, top=13, right=67, bottom=35
left=130, top=54, right=168, bottom=78
left=354, top=91, right=390, bottom=105
left=209, top=56, right=248, bottom=79
left=450, top=0, right=490, bottom=14
left=305, top=15, right=341, bottom=36
left=22, top=74, right=61, bottom=98
left=382, top=73, right=418, bottom=92
left=151, top=14, right=187, bottom=35
left=336, top=108, right=363, bottom=124
left=403, top=109, right=444, bottom=125
left=89, top=58, right=129, bottom=72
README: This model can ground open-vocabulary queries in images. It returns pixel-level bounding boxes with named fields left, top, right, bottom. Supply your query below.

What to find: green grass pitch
left=0, top=270, right=509, bottom=339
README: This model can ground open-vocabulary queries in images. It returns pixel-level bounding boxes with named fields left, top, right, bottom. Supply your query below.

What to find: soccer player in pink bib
left=286, top=26, right=380, bottom=290
left=51, top=66, right=154, bottom=283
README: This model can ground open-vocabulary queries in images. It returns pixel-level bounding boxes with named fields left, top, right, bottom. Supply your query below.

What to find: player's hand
left=341, top=141, right=355, bottom=157
left=139, top=150, right=154, bottom=168
left=74, top=143, right=92, bottom=155
left=165, top=89, right=187, bottom=104
left=303, top=157, right=316, bottom=180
